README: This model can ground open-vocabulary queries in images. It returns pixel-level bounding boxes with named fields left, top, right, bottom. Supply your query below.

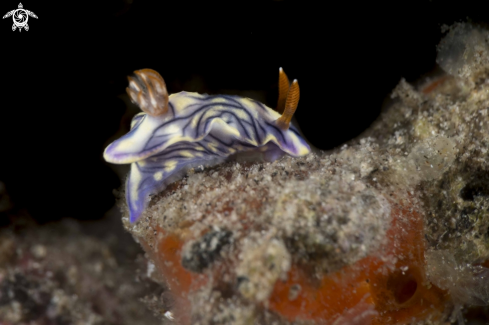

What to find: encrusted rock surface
left=120, top=23, right=489, bottom=324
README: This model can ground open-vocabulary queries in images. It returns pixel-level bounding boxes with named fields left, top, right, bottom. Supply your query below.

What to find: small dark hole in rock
left=460, top=173, right=489, bottom=201
left=387, top=269, right=419, bottom=305
left=395, top=277, right=418, bottom=304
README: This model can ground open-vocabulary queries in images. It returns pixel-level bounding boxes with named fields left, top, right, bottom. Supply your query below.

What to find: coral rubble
left=0, top=212, right=162, bottom=325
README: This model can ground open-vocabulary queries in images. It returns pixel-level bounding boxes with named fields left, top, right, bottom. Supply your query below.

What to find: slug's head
left=104, top=68, right=171, bottom=164
left=126, top=69, right=169, bottom=116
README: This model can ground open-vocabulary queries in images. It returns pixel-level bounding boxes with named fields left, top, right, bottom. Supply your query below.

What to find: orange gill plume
left=276, top=78, right=300, bottom=130
left=126, top=69, right=169, bottom=117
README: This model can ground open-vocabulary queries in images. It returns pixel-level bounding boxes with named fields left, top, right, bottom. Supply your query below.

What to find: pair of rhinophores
left=104, top=68, right=311, bottom=222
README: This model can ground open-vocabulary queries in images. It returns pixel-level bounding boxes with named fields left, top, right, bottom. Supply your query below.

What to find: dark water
left=0, top=0, right=487, bottom=223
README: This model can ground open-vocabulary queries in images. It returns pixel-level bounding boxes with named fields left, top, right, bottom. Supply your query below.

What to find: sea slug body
left=104, top=68, right=311, bottom=222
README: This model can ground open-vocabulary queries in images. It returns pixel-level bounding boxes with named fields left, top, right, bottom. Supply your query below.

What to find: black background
left=0, top=0, right=486, bottom=223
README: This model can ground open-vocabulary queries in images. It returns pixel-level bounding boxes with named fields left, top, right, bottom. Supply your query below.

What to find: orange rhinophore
left=276, top=67, right=290, bottom=114
left=126, top=69, right=169, bottom=117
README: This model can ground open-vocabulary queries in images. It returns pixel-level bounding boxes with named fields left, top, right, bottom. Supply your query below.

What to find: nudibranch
left=104, top=68, right=311, bottom=222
